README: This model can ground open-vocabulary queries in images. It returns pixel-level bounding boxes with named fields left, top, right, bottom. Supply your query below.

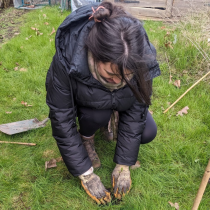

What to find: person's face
left=97, top=62, right=132, bottom=84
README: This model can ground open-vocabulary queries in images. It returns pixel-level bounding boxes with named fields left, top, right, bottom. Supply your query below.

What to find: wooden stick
left=192, top=159, right=210, bottom=210
left=163, top=70, right=210, bottom=113
left=0, top=141, right=36, bottom=146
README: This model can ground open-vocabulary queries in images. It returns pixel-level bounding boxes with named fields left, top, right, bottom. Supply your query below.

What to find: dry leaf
left=44, top=22, right=49, bottom=25
left=43, top=14, right=47, bottom=18
left=176, top=106, right=189, bottom=116
left=168, top=201, right=179, bottom=210
left=6, top=111, right=12, bottom=114
left=169, top=75, right=173, bottom=84
left=21, top=101, right=28, bottom=106
left=45, top=158, right=57, bottom=171
left=130, top=160, right=140, bottom=170
left=11, top=20, right=14, bottom=24
left=50, top=27, right=56, bottom=36
left=56, top=157, right=63, bottom=162
left=13, top=98, right=16, bottom=101
left=20, top=68, right=27, bottom=72
left=149, top=110, right=153, bottom=115
left=183, top=70, right=188, bottom=74
left=174, top=80, right=181, bottom=88
left=14, top=67, right=18, bottom=71
left=16, top=62, right=19, bottom=66
left=165, top=41, right=173, bottom=49
left=27, top=5, right=35, bottom=8
left=161, top=26, right=165, bottom=29
left=31, top=27, right=38, bottom=31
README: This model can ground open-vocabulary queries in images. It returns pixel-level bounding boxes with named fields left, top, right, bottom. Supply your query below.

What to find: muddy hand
left=79, top=172, right=111, bottom=205
left=112, top=164, right=131, bottom=199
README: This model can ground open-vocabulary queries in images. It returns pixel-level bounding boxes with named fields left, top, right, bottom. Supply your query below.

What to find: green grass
left=0, top=6, right=210, bottom=210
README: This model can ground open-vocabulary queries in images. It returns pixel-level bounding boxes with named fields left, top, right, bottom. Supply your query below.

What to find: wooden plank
left=173, top=1, right=209, bottom=8
left=108, top=0, right=166, bottom=8
left=128, top=7, right=168, bottom=18
left=166, top=0, right=173, bottom=17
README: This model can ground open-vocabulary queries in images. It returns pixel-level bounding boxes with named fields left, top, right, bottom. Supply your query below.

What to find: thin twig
left=0, top=141, right=36, bottom=146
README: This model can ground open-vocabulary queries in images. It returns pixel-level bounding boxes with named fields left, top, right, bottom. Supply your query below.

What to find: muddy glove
left=112, top=164, right=131, bottom=199
left=79, top=172, right=111, bottom=205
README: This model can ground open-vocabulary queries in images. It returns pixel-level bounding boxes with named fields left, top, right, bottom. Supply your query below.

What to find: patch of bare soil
left=0, top=7, right=28, bottom=46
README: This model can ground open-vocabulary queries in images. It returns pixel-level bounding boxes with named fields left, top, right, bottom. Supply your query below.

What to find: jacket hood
left=55, top=3, right=161, bottom=82
left=55, top=4, right=99, bottom=81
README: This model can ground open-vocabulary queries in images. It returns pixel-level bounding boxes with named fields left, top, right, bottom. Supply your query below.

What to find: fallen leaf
left=21, top=101, right=28, bottom=106
left=176, top=106, right=189, bottom=116
left=173, top=80, right=181, bottom=88
left=50, top=27, right=56, bottom=36
left=6, top=111, right=12, bottom=114
left=164, top=31, right=170, bottom=37
left=20, top=68, right=27, bottom=72
left=161, top=26, right=165, bottom=29
left=14, top=67, right=18, bottom=71
left=31, top=27, right=38, bottom=31
left=13, top=98, right=16, bottom=100
left=16, top=62, right=19, bottom=66
left=183, top=70, right=188, bottom=74
left=168, top=201, right=179, bottom=210
left=149, top=110, right=153, bottom=115
left=45, top=158, right=57, bottom=171
left=169, top=75, right=173, bottom=84
left=43, top=14, right=47, bottom=18
left=194, top=159, right=200, bottom=163
left=44, top=22, right=49, bottom=25
left=165, top=41, right=173, bottom=49
left=130, top=160, right=140, bottom=170
left=56, top=157, right=63, bottom=162
left=11, top=20, right=14, bottom=24
left=27, top=4, right=35, bottom=8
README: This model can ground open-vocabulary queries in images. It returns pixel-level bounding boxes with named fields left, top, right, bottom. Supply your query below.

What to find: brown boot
left=80, top=134, right=101, bottom=169
left=100, top=126, right=114, bottom=141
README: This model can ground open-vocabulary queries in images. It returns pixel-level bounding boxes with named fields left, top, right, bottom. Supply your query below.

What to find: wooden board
left=112, top=0, right=166, bottom=8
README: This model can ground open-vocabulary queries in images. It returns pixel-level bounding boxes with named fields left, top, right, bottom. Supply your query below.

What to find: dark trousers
left=78, top=107, right=157, bottom=144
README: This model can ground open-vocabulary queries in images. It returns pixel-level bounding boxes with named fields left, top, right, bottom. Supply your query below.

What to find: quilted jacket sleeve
left=46, top=54, right=92, bottom=176
left=114, top=100, right=148, bottom=165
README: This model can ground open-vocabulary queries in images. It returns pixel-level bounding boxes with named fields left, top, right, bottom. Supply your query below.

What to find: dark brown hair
left=86, top=1, right=152, bottom=105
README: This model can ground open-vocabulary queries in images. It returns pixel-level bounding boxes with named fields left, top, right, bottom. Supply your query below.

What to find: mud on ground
left=0, top=7, right=28, bottom=46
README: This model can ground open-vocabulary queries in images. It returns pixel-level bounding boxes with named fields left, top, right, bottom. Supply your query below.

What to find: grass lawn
left=0, top=6, right=209, bottom=210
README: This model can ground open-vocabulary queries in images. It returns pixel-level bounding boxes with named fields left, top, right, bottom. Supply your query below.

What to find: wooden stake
left=164, top=70, right=210, bottom=113
left=0, top=141, right=36, bottom=146
left=192, top=159, right=210, bottom=210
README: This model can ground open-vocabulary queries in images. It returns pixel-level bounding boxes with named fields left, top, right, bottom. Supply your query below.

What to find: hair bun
left=93, top=6, right=111, bottom=21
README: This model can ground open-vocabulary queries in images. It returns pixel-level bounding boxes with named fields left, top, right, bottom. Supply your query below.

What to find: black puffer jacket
left=46, top=4, right=161, bottom=176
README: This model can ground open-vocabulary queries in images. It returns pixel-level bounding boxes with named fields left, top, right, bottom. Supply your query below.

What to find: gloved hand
left=112, top=164, right=131, bottom=199
left=79, top=172, right=111, bottom=205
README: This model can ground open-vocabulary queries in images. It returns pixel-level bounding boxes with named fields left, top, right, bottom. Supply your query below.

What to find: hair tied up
left=89, top=6, right=110, bottom=22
